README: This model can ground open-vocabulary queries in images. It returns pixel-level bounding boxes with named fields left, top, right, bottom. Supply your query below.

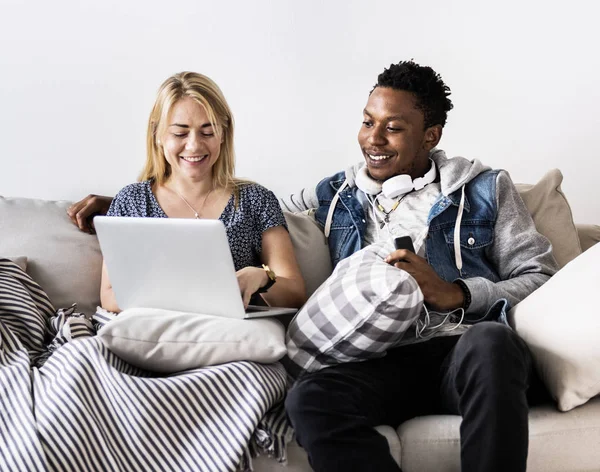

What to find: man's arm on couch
left=67, top=194, right=114, bottom=233
left=279, top=186, right=319, bottom=214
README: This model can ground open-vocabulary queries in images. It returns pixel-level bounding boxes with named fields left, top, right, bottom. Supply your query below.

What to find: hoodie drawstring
left=324, top=179, right=349, bottom=239
left=453, top=185, right=466, bottom=274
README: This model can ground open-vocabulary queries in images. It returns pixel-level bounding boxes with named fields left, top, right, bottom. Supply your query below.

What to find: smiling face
left=159, top=96, right=222, bottom=185
left=357, top=87, right=441, bottom=182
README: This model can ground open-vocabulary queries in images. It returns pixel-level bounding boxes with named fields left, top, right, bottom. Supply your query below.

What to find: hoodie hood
left=343, top=149, right=491, bottom=197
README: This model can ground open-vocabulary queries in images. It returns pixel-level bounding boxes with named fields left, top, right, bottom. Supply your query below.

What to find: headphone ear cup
left=381, top=174, right=414, bottom=199
left=357, top=160, right=437, bottom=198
left=381, top=160, right=437, bottom=198
left=355, top=166, right=382, bottom=195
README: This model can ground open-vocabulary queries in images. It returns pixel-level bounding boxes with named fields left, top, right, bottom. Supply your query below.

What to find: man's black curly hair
left=374, top=60, right=453, bottom=129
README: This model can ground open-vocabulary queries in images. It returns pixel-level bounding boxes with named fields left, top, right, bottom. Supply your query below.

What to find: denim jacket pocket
left=442, top=224, right=497, bottom=280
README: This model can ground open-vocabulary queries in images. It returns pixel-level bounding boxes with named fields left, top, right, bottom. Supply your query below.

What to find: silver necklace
left=172, top=187, right=214, bottom=219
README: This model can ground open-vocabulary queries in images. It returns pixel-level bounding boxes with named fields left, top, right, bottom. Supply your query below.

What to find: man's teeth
left=368, top=154, right=392, bottom=161
left=181, top=156, right=206, bottom=162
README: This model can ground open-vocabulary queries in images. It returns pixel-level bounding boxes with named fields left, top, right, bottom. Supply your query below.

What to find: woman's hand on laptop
left=236, top=267, right=270, bottom=308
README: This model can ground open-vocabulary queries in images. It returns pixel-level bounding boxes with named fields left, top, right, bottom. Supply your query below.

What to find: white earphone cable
left=415, top=305, right=465, bottom=340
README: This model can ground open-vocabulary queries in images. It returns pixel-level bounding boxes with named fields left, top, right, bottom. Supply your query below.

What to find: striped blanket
left=0, top=259, right=293, bottom=471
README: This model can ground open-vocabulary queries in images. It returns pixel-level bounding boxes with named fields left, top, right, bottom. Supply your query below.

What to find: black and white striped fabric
left=285, top=241, right=424, bottom=373
left=0, top=259, right=293, bottom=471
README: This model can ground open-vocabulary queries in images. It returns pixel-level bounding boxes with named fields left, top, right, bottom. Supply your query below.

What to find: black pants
left=285, top=322, right=551, bottom=472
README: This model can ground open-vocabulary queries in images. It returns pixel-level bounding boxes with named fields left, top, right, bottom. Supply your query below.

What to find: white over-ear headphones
left=355, top=159, right=437, bottom=198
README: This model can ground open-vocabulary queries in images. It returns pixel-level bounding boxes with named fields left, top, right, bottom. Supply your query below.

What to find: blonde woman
left=97, top=72, right=306, bottom=312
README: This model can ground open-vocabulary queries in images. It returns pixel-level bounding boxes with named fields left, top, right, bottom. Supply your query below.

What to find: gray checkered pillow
left=285, top=240, right=424, bottom=373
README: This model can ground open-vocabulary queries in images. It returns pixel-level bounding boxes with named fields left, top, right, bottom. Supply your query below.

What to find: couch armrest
left=576, top=224, right=600, bottom=252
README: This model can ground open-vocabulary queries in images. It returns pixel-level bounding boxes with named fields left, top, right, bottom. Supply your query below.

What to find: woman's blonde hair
left=140, top=71, right=243, bottom=191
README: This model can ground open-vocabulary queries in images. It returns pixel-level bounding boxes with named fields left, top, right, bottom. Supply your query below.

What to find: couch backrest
left=283, top=211, right=332, bottom=297
left=0, top=196, right=102, bottom=316
left=1, top=168, right=597, bottom=316
left=0, top=196, right=333, bottom=316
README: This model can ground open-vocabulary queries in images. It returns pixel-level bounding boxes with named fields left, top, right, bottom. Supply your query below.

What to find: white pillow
left=508, top=243, right=600, bottom=411
left=98, top=307, right=287, bottom=373
left=286, top=241, right=423, bottom=373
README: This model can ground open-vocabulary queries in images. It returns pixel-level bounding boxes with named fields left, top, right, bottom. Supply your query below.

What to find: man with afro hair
left=282, top=60, right=557, bottom=472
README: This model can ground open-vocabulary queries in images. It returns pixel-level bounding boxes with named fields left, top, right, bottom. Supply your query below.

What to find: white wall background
left=1, top=0, right=598, bottom=222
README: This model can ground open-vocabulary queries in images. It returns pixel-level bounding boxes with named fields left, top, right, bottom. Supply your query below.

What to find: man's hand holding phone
left=385, top=235, right=465, bottom=311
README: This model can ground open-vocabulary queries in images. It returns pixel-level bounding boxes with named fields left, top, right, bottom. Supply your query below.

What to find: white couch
left=2, top=169, right=600, bottom=472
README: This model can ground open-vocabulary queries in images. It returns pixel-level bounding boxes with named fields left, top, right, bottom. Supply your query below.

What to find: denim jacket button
left=468, top=237, right=475, bottom=246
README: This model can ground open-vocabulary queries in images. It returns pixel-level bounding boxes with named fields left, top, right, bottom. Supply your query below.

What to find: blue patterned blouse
left=106, top=180, right=287, bottom=271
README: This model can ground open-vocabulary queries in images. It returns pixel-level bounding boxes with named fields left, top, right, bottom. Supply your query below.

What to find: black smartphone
left=394, top=236, right=415, bottom=253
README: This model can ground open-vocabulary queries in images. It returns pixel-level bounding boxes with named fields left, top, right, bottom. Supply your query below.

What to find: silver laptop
left=93, top=216, right=297, bottom=319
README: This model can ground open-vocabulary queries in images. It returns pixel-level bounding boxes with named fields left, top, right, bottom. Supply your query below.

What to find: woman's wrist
left=259, top=266, right=270, bottom=287
left=257, top=264, right=276, bottom=293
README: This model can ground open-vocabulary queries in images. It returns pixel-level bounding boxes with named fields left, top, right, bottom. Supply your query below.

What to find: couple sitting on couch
left=68, top=60, right=558, bottom=472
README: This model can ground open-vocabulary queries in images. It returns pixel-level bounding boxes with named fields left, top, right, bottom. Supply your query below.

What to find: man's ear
left=423, top=125, right=442, bottom=151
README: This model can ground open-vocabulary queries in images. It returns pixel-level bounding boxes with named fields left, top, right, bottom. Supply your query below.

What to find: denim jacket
left=308, top=151, right=558, bottom=323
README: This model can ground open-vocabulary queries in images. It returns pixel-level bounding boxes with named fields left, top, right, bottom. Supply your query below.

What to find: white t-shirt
left=361, top=182, right=441, bottom=256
